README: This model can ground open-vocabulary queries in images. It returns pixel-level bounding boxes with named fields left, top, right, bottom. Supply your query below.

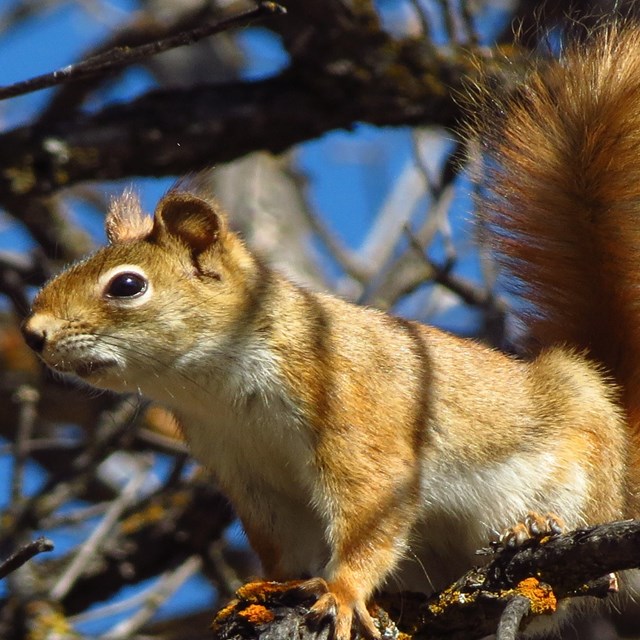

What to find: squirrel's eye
left=105, top=272, right=148, bottom=298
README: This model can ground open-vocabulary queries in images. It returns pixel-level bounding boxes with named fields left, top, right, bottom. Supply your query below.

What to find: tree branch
left=0, top=2, right=285, bottom=101
left=0, top=35, right=527, bottom=201
left=211, top=520, right=640, bottom=640
left=0, top=537, right=54, bottom=580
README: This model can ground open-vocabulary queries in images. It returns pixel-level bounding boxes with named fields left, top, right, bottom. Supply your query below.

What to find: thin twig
left=0, top=0, right=63, bottom=33
left=408, top=0, right=431, bottom=36
left=40, top=501, right=110, bottom=530
left=0, top=264, right=32, bottom=317
left=359, top=175, right=455, bottom=308
left=403, top=223, right=500, bottom=309
left=207, top=539, right=243, bottom=598
left=496, top=595, right=530, bottom=640
left=300, top=203, right=371, bottom=283
left=68, top=572, right=176, bottom=626
left=410, top=131, right=458, bottom=266
left=459, top=0, right=479, bottom=46
left=49, top=457, right=152, bottom=600
left=439, top=0, right=479, bottom=45
left=164, top=453, right=189, bottom=489
left=0, top=250, right=50, bottom=285
left=359, top=160, right=426, bottom=271
left=0, top=537, right=54, bottom=580
left=10, top=385, right=39, bottom=505
left=0, top=2, right=286, bottom=101
left=100, top=555, right=203, bottom=639
left=13, top=437, right=80, bottom=453
left=0, top=397, right=142, bottom=551
left=436, top=0, right=456, bottom=42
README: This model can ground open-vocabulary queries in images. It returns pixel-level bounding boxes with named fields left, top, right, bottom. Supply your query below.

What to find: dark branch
left=403, top=223, right=501, bottom=310
left=212, top=520, right=640, bottom=640
left=0, top=537, right=54, bottom=579
left=496, top=595, right=530, bottom=640
left=61, top=480, right=234, bottom=615
left=0, top=2, right=285, bottom=101
left=0, top=42, right=525, bottom=203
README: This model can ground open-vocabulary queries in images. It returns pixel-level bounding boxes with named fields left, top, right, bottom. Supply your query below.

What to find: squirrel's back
left=473, top=23, right=640, bottom=507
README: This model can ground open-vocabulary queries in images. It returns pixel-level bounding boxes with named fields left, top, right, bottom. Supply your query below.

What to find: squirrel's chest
left=175, top=381, right=315, bottom=498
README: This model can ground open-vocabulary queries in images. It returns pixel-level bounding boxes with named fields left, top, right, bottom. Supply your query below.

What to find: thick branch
left=211, top=520, right=640, bottom=640
left=0, top=41, right=524, bottom=201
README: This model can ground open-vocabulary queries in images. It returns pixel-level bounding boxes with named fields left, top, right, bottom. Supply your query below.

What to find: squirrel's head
left=21, top=184, right=259, bottom=396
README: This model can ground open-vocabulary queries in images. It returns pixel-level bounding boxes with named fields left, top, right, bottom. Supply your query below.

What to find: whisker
left=96, top=334, right=215, bottom=397
left=405, top=546, right=434, bottom=593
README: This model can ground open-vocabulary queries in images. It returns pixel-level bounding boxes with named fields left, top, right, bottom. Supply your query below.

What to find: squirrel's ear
left=152, top=192, right=225, bottom=253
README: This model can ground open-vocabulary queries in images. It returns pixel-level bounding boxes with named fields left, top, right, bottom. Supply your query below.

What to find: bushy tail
left=472, top=23, right=640, bottom=482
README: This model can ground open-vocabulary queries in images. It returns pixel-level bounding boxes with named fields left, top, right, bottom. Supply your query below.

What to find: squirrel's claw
left=290, top=577, right=380, bottom=640
left=353, top=601, right=381, bottom=640
left=500, top=511, right=565, bottom=547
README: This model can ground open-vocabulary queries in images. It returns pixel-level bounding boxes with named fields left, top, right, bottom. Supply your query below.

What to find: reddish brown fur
left=472, top=23, right=640, bottom=512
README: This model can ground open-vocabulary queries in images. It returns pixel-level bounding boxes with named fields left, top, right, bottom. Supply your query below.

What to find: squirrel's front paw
left=293, top=577, right=380, bottom=640
left=500, top=511, right=565, bottom=547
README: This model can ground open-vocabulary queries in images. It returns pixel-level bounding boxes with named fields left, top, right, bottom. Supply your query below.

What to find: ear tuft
left=105, top=189, right=153, bottom=244
left=153, top=192, right=224, bottom=254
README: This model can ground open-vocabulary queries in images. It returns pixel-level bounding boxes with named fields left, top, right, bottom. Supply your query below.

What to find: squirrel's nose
left=21, top=319, right=46, bottom=354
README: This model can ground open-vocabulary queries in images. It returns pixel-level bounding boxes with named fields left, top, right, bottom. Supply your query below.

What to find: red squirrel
left=20, top=22, right=639, bottom=640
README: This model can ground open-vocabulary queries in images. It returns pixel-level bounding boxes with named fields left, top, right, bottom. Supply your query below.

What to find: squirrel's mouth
left=72, top=359, right=117, bottom=378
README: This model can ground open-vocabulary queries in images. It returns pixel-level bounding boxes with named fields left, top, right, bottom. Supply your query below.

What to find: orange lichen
left=515, top=577, right=557, bottom=615
left=25, top=600, right=74, bottom=640
left=236, top=580, right=305, bottom=604
left=427, top=584, right=478, bottom=615
left=211, top=589, right=282, bottom=632
left=210, top=600, right=240, bottom=631
left=120, top=491, right=190, bottom=534
left=121, top=504, right=166, bottom=534
left=237, top=604, right=276, bottom=626
left=212, top=580, right=306, bottom=631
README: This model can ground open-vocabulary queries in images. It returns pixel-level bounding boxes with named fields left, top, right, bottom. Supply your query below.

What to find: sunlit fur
left=471, top=21, right=640, bottom=514
left=21, top=24, right=640, bottom=639
left=105, top=188, right=153, bottom=244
